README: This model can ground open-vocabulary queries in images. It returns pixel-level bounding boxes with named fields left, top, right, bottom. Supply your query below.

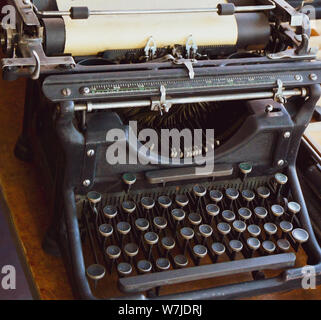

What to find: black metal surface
left=42, top=61, right=321, bottom=102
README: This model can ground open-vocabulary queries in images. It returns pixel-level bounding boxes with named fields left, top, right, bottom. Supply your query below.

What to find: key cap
left=233, top=220, right=247, bottom=240
left=103, top=205, right=118, bottom=220
left=277, top=239, right=291, bottom=252
left=210, top=190, right=223, bottom=204
left=238, top=207, right=252, bottom=221
left=262, top=240, right=276, bottom=254
left=254, top=207, right=268, bottom=220
left=137, top=260, right=152, bottom=274
left=141, top=197, right=155, bottom=210
left=161, top=236, right=176, bottom=258
left=158, top=195, right=172, bottom=209
left=117, top=262, right=133, bottom=277
left=199, top=224, right=213, bottom=245
left=87, top=191, right=102, bottom=205
left=247, top=224, right=261, bottom=238
left=144, top=232, right=159, bottom=260
left=206, top=204, right=220, bottom=225
left=193, top=244, right=208, bottom=265
left=156, top=258, right=171, bottom=271
left=222, top=210, right=236, bottom=223
left=188, top=212, right=202, bottom=226
left=86, top=264, right=106, bottom=289
left=174, top=255, right=189, bottom=268
left=264, top=222, right=278, bottom=239
left=175, top=194, right=189, bottom=208
left=292, top=228, right=309, bottom=251
left=247, top=237, right=261, bottom=257
left=180, top=227, right=194, bottom=254
left=287, top=202, right=301, bottom=223
left=229, top=240, right=243, bottom=260
left=271, top=204, right=284, bottom=218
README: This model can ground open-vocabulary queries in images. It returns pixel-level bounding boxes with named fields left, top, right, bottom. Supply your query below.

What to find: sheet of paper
left=56, top=0, right=238, bottom=55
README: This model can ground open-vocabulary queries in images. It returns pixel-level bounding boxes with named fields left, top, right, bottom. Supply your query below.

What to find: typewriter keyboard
left=79, top=174, right=310, bottom=298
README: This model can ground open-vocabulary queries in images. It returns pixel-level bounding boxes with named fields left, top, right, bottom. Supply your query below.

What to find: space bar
left=118, top=253, right=296, bottom=293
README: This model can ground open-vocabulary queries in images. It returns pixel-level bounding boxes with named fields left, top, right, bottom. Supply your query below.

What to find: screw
left=87, top=149, right=95, bottom=157
left=83, top=180, right=91, bottom=187
left=265, top=104, right=274, bottom=113
left=61, top=88, right=71, bottom=97
left=81, top=87, right=90, bottom=95
left=309, top=74, right=318, bottom=81
left=284, top=132, right=291, bottom=139
left=294, top=74, right=302, bottom=81
left=278, top=160, right=285, bottom=167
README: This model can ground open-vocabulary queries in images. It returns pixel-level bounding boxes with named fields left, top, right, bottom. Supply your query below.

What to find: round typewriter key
left=222, top=210, right=236, bottom=223
left=145, top=232, right=159, bottom=260
left=135, top=218, right=149, bottom=231
left=206, top=203, right=220, bottom=225
left=242, top=190, right=255, bottom=203
left=279, top=220, right=293, bottom=235
left=271, top=204, right=284, bottom=218
left=206, top=204, right=220, bottom=217
left=103, top=205, right=118, bottom=220
left=229, top=240, right=243, bottom=259
left=210, top=190, right=223, bottom=203
left=180, top=227, right=194, bottom=240
left=238, top=207, right=252, bottom=221
left=199, top=224, right=213, bottom=238
left=122, top=201, right=136, bottom=214
left=106, top=245, right=121, bottom=259
left=287, top=202, right=301, bottom=222
left=264, top=222, right=278, bottom=238
left=275, top=173, right=288, bottom=185
left=122, top=173, right=136, bottom=186
left=257, top=186, right=271, bottom=200
left=262, top=240, right=276, bottom=254
left=292, top=228, right=309, bottom=244
left=247, top=237, right=261, bottom=252
left=226, top=188, right=239, bottom=201
left=188, top=212, right=202, bottom=226
left=277, top=239, right=291, bottom=252
left=156, top=258, right=171, bottom=271
left=180, top=227, right=194, bottom=254
left=233, top=220, right=247, bottom=238
left=174, top=255, right=188, bottom=268
left=99, top=224, right=113, bottom=241
left=247, top=224, right=261, bottom=237
left=175, top=194, right=189, bottom=207
left=287, top=202, right=301, bottom=214
left=274, top=173, right=288, bottom=201
left=193, top=244, right=208, bottom=265
left=86, top=264, right=106, bottom=288
left=158, top=195, right=172, bottom=209
left=141, top=197, right=155, bottom=210
left=124, top=243, right=139, bottom=258
left=199, top=224, right=213, bottom=245
left=217, top=222, right=231, bottom=236
left=171, top=208, right=185, bottom=223
left=211, top=242, right=226, bottom=256
left=117, top=262, right=132, bottom=277
left=86, top=264, right=106, bottom=281
left=153, top=216, right=168, bottom=231
left=239, top=162, right=252, bottom=175
left=161, top=236, right=176, bottom=251
left=117, top=222, right=131, bottom=235
left=137, top=260, right=152, bottom=274
left=193, top=185, right=207, bottom=197
left=144, top=232, right=159, bottom=245
left=87, top=191, right=102, bottom=204
left=99, top=223, right=113, bottom=237
left=254, top=207, right=268, bottom=220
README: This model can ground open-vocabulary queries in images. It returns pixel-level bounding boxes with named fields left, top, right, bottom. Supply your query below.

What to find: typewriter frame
left=14, top=56, right=321, bottom=299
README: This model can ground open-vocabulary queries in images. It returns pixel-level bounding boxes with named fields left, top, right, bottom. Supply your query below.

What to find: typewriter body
left=2, top=0, right=321, bottom=299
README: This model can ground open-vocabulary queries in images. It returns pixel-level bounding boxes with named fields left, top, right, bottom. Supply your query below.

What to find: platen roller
left=33, top=0, right=270, bottom=56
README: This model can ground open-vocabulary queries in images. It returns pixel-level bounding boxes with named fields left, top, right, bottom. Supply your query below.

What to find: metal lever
left=172, top=58, right=197, bottom=79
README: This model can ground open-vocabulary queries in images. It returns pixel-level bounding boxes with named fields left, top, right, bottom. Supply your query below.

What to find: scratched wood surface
left=0, top=72, right=320, bottom=300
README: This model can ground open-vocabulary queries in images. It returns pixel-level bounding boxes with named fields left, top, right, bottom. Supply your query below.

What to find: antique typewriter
left=1, top=0, right=321, bottom=299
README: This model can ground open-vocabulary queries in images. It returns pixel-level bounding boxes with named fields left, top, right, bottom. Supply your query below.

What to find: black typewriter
left=1, top=0, right=321, bottom=299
